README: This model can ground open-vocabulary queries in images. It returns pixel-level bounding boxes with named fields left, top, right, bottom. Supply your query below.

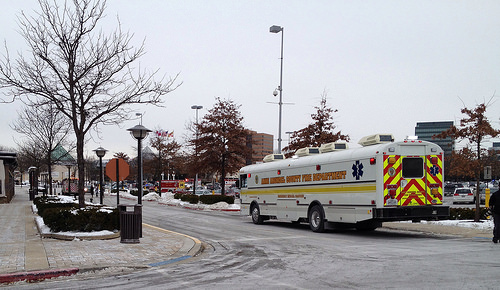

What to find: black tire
left=251, top=204, right=264, bottom=225
left=309, top=205, right=325, bottom=232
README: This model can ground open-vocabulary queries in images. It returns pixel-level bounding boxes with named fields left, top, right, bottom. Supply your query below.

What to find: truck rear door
left=384, top=154, right=443, bottom=206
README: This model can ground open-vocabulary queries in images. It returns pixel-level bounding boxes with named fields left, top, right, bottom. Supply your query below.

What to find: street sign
left=485, top=166, right=492, bottom=180
left=105, top=158, right=130, bottom=181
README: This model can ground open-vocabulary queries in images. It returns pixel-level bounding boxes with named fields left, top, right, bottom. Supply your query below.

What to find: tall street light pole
left=93, top=147, right=107, bottom=205
left=127, top=124, right=151, bottom=205
left=270, top=25, right=284, bottom=153
left=66, top=164, right=72, bottom=197
left=191, top=105, right=203, bottom=196
left=127, top=124, right=151, bottom=239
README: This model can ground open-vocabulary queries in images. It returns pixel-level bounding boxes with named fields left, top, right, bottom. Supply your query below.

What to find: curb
left=143, top=223, right=203, bottom=258
left=0, top=268, right=79, bottom=284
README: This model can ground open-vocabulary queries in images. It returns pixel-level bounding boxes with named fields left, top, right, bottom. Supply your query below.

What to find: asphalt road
left=8, top=197, right=500, bottom=289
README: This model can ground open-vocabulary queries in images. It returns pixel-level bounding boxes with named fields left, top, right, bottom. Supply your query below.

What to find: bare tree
left=16, top=140, right=46, bottom=178
left=435, top=99, right=500, bottom=221
left=11, top=103, right=73, bottom=195
left=283, top=93, right=350, bottom=157
left=0, top=0, right=179, bottom=207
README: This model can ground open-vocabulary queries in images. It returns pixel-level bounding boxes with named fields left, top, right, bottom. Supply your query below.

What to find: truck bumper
left=373, top=205, right=450, bottom=221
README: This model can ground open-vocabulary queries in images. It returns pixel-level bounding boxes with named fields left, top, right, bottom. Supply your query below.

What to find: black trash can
left=119, top=204, right=142, bottom=244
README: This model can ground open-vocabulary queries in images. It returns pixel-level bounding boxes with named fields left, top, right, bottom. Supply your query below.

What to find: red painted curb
left=0, top=268, right=79, bottom=284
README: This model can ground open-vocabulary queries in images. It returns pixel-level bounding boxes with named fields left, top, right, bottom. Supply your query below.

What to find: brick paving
left=0, top=187, right=200, bottom=281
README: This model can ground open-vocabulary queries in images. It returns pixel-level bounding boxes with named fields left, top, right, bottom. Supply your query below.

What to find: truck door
left=424, top=155, right=443, bottom=205
left=399, top=156, right=428, bottom=206
left=384, top=155, right=442, bottom=206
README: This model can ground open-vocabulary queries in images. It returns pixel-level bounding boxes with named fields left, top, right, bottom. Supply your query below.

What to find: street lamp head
left=273, top=89, right=278, bottom=97
left=191, top=105, right=203, bottom=110
left=93, top=146, right=107, bottom=158
left=127, top=124, right=152, bottom=140
left=270, top=25, right=283, bottom=33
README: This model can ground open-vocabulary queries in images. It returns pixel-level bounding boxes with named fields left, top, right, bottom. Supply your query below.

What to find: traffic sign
left=105, top=158, right=130, bottom=181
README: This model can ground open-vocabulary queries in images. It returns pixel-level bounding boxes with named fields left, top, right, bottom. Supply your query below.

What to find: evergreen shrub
left=179, top=194, right=199, bottom=204
left=34, top=196, right=119, bottom=232
left=42, top=207, right=119, bottom=232
left=33, top=196, right=77, bottom=216
left=448, top=207, right=490, bottom=220
left=199, top=195, right=234, bottom=205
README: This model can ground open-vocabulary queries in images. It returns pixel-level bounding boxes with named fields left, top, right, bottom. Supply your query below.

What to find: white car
left=453, top=187, right=474, bottom=204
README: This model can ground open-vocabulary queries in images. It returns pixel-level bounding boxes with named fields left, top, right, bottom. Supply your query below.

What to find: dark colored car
left=444, top=183, right=463, bottom=196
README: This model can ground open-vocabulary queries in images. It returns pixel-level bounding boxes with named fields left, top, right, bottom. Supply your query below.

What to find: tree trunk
left=221, top=153, right=226, bottom=196
left=47, top=152, right=53, bottom=196
left=77, top=134, right=85, bottom=208
left=474, top=140, right=481, bottom=222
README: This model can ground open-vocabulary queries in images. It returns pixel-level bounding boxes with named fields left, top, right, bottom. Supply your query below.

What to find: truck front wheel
left=251, top=204, right=264, bottom=225
left=309, top=205, right=325, bottom=233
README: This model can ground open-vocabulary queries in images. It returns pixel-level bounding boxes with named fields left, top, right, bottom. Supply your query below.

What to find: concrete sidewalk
left=0, top=187, right=202, bottom=284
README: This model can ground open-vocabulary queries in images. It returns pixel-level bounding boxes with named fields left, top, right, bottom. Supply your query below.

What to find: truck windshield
left=239, top=174, right=247, bottom=188
left=402, top=157, right=423, bottom=178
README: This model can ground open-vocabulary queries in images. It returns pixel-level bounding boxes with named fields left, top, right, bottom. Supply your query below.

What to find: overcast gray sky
left=1, top=0, right=499, bottom=158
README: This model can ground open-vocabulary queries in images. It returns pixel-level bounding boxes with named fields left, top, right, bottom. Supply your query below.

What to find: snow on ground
left=36, top=190, right=495, bottom=236
left=107, top=189, right=240, bottom=211
left=412, top=219, right=493, bottom=230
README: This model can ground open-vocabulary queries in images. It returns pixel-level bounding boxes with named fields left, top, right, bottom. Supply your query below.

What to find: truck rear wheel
left=251, top=204, right=264, bottom=225
left=309, top=205, right=325, bottom=233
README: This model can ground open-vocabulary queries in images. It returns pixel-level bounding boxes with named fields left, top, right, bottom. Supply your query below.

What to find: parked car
left=188, top=187, right=211, bottom=195
left=453, top=187, right=474, bottom=204
left=444, top=183, right=464, bottom=196
left=444, top=184, right=456, bottom=196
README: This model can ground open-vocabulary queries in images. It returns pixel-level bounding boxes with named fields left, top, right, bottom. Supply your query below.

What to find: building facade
left=247, top=131, right=274, bottom=164
left=415, top=121, right=454, bottom=156
left=0, top=152, right=17, bottom=203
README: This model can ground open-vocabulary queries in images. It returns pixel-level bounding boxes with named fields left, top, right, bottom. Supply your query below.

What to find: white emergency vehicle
left=238, top=134, right=449, bottom=232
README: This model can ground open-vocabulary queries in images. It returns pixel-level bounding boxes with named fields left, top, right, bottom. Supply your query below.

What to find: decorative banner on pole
left=155, top=129, right=174, bottom=138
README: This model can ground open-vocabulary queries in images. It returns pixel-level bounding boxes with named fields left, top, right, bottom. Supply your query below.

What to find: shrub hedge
left=180, top=194, right=199, bottom=204
left=34, top=196, right=119, bottom=232
left=172, top=193, right=235, bottom=205
left=42, top=207, right=119, bottom=232
left=199, top=195, right=234, bottom=205
left=129, top=189, right=151, bottom=197
left=448, top=207, right=490, bottom=220
left=34, top=196, right=77, bottom=216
